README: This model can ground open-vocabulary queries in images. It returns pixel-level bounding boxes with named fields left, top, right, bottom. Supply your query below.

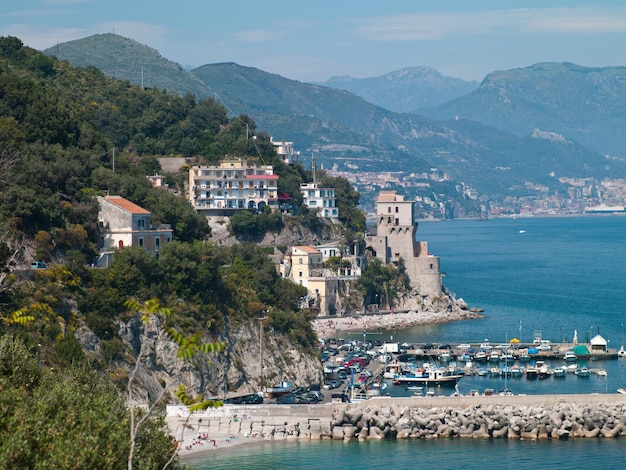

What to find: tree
left=123, top=298, right=225, bottom=470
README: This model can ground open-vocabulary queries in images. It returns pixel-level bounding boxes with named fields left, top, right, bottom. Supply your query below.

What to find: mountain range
left=43, top=34, right=626, bottom=199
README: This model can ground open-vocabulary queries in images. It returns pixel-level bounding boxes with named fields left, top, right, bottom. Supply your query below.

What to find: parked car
left=323, top=379, right=342, bottom=390
left=30, top=261, right=47, bottom=269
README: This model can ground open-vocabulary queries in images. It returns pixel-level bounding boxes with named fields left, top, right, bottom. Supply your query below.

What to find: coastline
left=312, top=308, right=484, bottom=340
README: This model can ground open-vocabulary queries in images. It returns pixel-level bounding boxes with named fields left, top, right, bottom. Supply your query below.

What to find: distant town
left=325, top=164, right=626, bottom=219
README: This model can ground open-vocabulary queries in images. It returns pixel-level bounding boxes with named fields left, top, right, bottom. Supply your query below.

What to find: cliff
left=77, top=316, right=323, bottom=403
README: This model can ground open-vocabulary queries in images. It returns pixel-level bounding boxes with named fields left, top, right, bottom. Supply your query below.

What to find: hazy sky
left=2, top=1, right=626, bottom=83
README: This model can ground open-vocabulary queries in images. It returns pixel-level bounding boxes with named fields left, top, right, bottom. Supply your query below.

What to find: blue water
left=187, top=216, right=626, bottom=468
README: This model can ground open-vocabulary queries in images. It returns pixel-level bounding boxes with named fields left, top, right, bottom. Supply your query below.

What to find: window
left=299, top=258, right=303, bottom=264
left=388, top=206, right=391, bottom=213
left=299, top=271, right=303, bottom=278
left=155, top=237, right=160, bottom=248
left=395, top=206, right=399, bottom=213
left=139, top=237, right=144, bottom=247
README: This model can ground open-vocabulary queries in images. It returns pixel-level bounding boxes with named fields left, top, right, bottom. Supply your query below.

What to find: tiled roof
left=292, top=246, right=322, bottom=254
left=105, top=196, right=150, bottom=214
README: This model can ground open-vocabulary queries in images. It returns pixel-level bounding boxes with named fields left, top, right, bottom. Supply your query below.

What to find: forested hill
left=1, top=34, right=334, bottom=466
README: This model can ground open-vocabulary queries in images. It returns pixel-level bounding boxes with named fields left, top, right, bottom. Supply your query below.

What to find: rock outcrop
left=76, top=316, right=323, bottom=404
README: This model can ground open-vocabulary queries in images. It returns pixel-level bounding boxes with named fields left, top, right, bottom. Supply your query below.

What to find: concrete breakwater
left=169, top=394, right=626, bottom=452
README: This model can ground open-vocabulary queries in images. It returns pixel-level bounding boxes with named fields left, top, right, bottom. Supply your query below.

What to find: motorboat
left=474, top=351, right=487, bottom=362
left=264, top=380, right=295, bottom=398
left=553, top=366, right=566, bottom=378
left=618, top=345, right=626, bottom=358
left=438, top=350, right=452, bottom=362
left=563, top=350, right=577, bottom=362
left=575, top=366, right=590, bottom=377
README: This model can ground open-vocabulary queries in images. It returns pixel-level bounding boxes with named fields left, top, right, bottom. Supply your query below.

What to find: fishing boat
left=394, top=365, right=463, bottom=387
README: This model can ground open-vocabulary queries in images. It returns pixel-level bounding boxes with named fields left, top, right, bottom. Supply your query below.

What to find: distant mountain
left=419, top=62, right=626, bottom=157
left=318, top=66, right=479, bottom=113
left=43, top=35, right=626, bottom=199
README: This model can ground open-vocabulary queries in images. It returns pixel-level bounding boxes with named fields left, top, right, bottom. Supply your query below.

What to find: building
left=97, top=196, right=172, bottom=257
left=188, top=159, right=279, bottom=216
left=301, top=182, right=338, bottom=218
left=367, top=190, right=442, bottom=296
left=271, top=138, right=299, bottom=165
left=279, top=246, right=338, bottom=315
left=315, top=240, right=364, bottom=278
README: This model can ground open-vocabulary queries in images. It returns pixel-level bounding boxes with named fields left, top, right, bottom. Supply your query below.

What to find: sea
left=186, top=216, right=626, bottom=469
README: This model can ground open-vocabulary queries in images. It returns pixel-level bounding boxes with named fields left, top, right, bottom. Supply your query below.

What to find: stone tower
left=368, top=191, right=442, bottom=296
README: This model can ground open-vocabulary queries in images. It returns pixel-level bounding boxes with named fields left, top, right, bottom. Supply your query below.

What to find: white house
left=301, top=182, right=338, bottom=218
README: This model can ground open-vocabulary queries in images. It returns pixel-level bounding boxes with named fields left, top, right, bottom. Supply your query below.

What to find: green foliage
left=229, top=208, right=284, bottom=239
left=358, top=258, right=411, bottom=309
left=0, top=341, right=181, bottom=469
left=319, top=173, right=366, bottom=232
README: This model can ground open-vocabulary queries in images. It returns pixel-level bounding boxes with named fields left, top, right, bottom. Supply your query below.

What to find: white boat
left=553, top=366, right=566, bottom=377
left=394, top=365, right=463, bottom=387
left=474, top=351, right=487, bottom=362
left=438, top=350, right=452, bottom=362
left=575, top=366, right=590, bottom=377
left=563, top=350, right=577, bottom=362
left=618, top=387, right=626, bottom=395
left=618, top=345, right=626, bottom=358
left=597, top=369, right=608, bottom=377
left=264, top=380, right=295, bottom=398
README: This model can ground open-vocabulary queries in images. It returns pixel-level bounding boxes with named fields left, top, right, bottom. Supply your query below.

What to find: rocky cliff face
left=77, top=316, right=323, bottom=403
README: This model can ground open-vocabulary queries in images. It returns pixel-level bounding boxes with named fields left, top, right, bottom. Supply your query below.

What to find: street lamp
left=259, top=315, right=267, bottom=390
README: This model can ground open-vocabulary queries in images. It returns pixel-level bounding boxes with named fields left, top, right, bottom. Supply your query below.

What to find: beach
left=312, top=308, right=483, bottom=340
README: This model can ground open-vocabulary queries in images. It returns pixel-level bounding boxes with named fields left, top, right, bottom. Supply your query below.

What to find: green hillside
left=42, top=34, right=626, bottom=199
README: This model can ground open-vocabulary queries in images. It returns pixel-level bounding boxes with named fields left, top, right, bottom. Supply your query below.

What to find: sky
left=2, top=1, right=626, bottom=83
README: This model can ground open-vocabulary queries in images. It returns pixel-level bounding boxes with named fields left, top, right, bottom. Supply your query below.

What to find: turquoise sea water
left=187, top=216, right=626, bottom=469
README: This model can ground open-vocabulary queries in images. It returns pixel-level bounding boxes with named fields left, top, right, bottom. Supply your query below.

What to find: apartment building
left=301, top=182, right=338, bottom=218
left=188, top=159, right=279, bottom=216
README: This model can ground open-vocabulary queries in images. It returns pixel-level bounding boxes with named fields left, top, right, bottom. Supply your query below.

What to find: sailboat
left=618, top=323, right=626, bottom=358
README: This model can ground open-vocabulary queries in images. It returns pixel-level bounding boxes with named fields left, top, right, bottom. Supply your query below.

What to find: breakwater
left=169, top=394, right=626, bottom=452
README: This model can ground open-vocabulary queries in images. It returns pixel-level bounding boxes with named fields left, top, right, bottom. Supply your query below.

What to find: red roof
left=105, top=196, right=150, bottom=215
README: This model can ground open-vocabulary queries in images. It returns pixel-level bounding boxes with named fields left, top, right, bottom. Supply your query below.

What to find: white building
left=271, top=138, right=299, bottom=165
left=188, top=159, right=279, bottom=216
left=301, top=182, right=338, bottom=218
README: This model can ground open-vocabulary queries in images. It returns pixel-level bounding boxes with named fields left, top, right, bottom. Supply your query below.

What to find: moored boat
left=394, top=365, right=463, bottom=387
left=264, top=380, right=295, bottom=398
left=563, top=350, right=577, bottom=362
left=575, top=366, right=590, bottom=377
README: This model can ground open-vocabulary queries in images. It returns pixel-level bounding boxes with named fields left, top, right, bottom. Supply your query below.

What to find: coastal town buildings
left=278, top=246, right=338, bottom=315
left=300, top=182, right=338, bottom=218
left=271, top=137, right=299, bottom=165
left=96, top=195, right=172, bottom=265
left=188, top=159, right=279, bottom=216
